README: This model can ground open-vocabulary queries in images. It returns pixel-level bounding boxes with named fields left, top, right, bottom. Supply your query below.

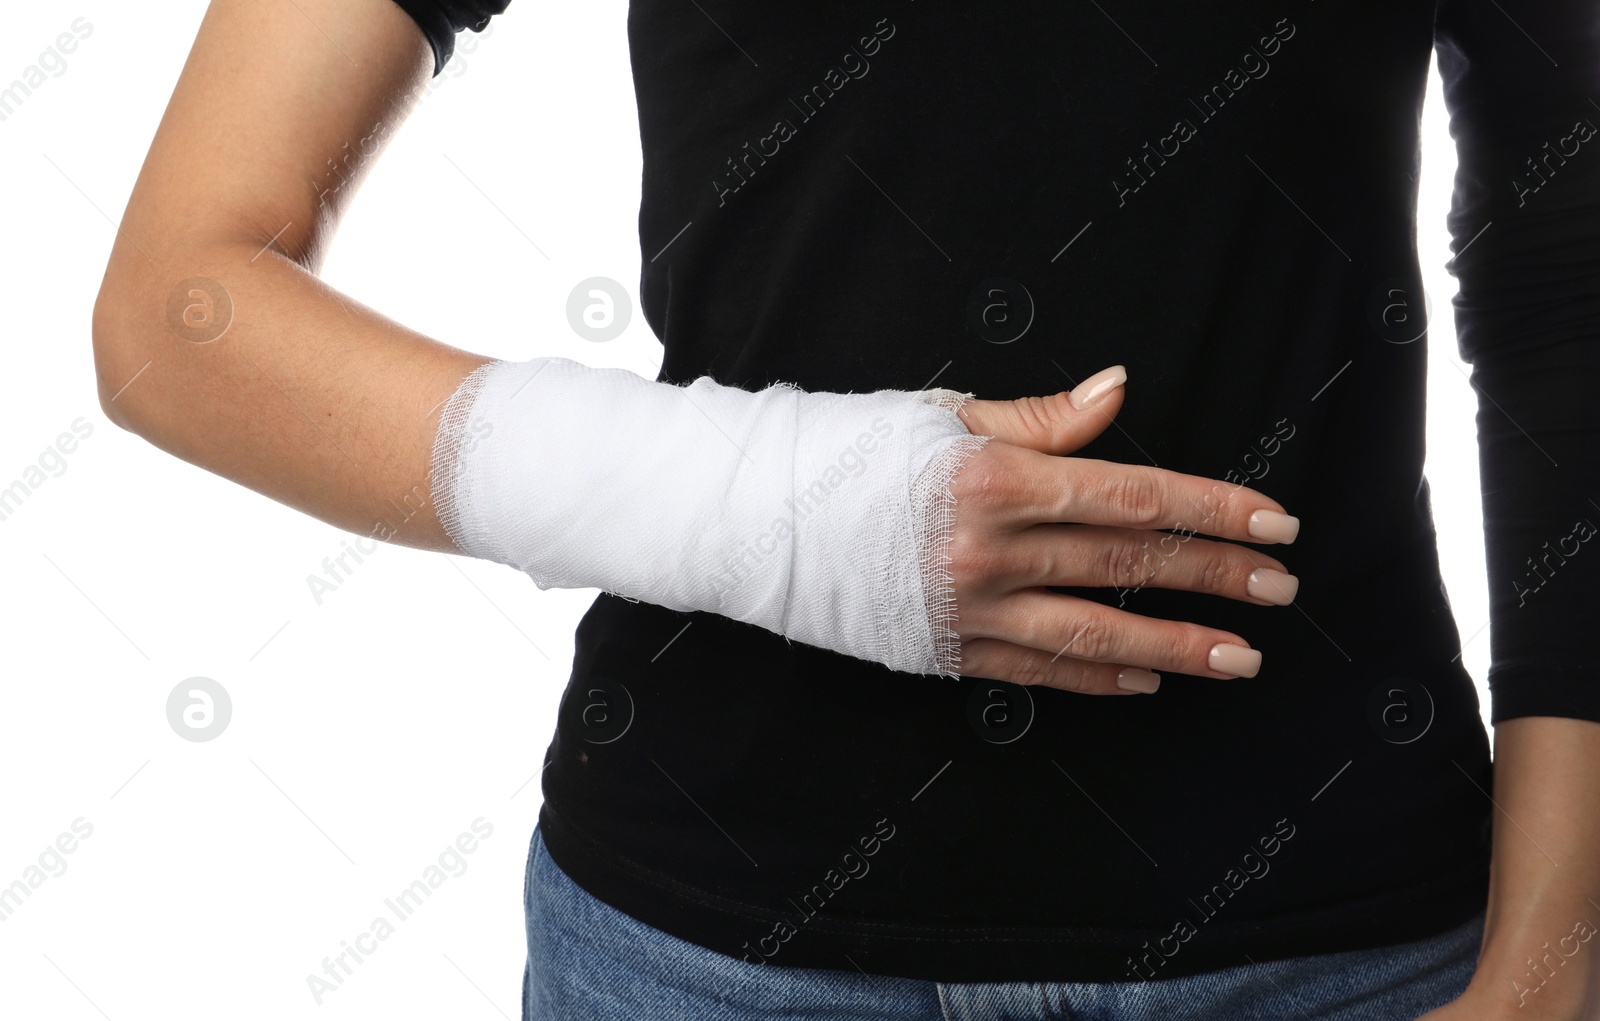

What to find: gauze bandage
left=428, top=358, right=990, bottom=676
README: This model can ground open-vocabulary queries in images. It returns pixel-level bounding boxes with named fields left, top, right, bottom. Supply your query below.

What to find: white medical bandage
left=428, top=358, right=990, bottom=676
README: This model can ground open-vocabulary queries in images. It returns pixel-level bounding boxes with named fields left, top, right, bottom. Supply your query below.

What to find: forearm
left=1464, top=715, right=1600, bottom=1017
left=93, top=241, right=490, bottom=553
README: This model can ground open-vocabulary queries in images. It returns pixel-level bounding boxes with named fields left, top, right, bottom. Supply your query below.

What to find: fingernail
left=1068, top=364, right=1127, bottom=410
left=1247, top=568, right=1299, bottom=606
left=1116, top=668, right=1161, bottom=694
left=1209, top=643, right=1262, bottom=678
left=1247, top=509, right=1300, bottom=544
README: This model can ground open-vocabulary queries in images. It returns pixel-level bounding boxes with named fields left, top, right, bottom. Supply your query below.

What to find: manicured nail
left=1247, top=509, right=1300, bottom=544
left=1116, top=668, right=1161, bottom=694
left=1068, top=364, right=1127, bottom=410
left=1247, top=568, right=1299, bottom=606
left=1209, top=643, right=1262, bottom=678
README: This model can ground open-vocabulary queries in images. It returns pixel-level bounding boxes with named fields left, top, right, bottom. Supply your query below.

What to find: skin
left=91, top=0, right=488, bottom=554
left=91, top=3, right=1596, bottom=1015
left=1415, top=717, right=1600, bottom=1021
left=952, top=385, right=1295, bottom=694
left=92, top=0, right=1297, bottom=694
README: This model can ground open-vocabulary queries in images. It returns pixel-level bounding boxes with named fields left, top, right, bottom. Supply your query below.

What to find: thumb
left=953, top=364, right=1127, bottom=455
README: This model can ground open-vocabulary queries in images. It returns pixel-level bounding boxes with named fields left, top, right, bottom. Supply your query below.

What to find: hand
left=944, top=365, right=1300, bottom=695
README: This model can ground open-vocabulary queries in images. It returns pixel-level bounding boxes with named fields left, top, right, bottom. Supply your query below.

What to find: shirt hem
left=536, top=798, right=1492, bottom=983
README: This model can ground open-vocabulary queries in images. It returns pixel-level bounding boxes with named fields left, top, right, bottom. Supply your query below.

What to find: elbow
left=91, top=284, right=139, bottom=433
left=91, top=275, right=157, bottom=436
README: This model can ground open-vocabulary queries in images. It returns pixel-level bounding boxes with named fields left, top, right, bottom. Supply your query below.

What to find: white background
left=0, top=2, right=1488, bottom=1017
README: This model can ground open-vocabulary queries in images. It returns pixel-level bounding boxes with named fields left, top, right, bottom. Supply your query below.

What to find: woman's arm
left=1422, top=0, right=1600, bottom=1013
left=1420, top=716, right=1600, bottom=1020
left=1476, top=717, right=1600, bottom=1015
left=89, top=0, right=1293, bottom=691
left=91, top=0, right=491, bottom=553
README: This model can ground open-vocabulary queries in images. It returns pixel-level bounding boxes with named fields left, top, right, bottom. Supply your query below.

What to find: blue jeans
left=522, top=824, right=1484, bottom=1020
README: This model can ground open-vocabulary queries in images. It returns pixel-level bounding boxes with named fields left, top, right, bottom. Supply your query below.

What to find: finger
left=996, top=523, right=1299, bottom=606
left=954, top=365, right=1127, bottom=456
left=1005, top=450, right=1300, bottom=544
left=971, top=588, right=1263, bottom=679
left=956, top=637, right=1159, bottom=696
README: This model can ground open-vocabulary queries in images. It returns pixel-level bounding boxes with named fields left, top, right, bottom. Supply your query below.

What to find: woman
left=91, top=0, right=1600, bottom=1018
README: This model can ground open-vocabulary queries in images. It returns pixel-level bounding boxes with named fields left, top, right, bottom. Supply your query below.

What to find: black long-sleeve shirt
left=389, top=0, right=1600, bottom=982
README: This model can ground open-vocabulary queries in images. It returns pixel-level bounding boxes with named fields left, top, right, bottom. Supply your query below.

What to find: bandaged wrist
left=428, top=357, right=989, bottom=676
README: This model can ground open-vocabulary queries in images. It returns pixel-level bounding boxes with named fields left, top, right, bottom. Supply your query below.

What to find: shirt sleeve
left=387, top=0, right=511, bottom=77
left=1433, top=0, right=1600, bottom=725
